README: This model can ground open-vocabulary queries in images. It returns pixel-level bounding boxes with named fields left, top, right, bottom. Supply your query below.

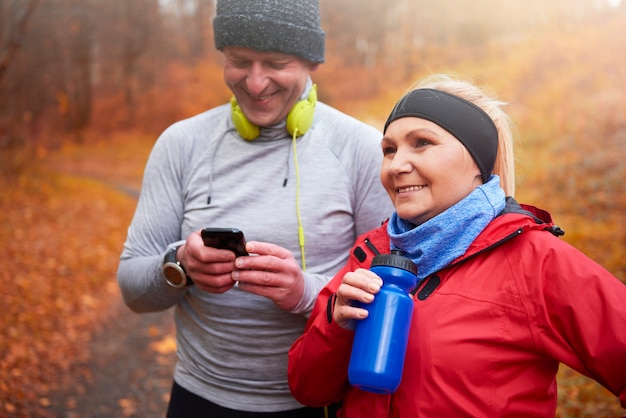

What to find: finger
left=344, top=269, right=383, bottom=290
left=235, top=254, right=281, bottom=274
left=197, top=246, right=237, bottom=264
left=336, top=282, right=375, bottom=306
left=193, top=272, right=236, bottom=294
left=244, top=241, right=292, bottom=259
left=335, top=302, right=369, bottom=320
left=333, top=299, right=369, bottom=330
left=339, top=271, right=381, bottom=301
left=237, top=279, right=283, bottom=297
left=233, top=270, right=302, bottom=303
left=234, top=268, right=278, bottom=287
left=185, top=255, right=236, bottom=280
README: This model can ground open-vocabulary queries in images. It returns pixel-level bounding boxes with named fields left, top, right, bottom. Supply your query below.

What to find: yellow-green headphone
left=230, top=84, right=318, bottom=141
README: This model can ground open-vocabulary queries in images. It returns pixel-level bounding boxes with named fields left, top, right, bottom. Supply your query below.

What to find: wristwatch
left=161, top=246, right=193, bottom=288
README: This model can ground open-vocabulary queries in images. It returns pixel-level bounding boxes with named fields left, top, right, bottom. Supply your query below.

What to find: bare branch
left=0, top=0, right=40, bottom=88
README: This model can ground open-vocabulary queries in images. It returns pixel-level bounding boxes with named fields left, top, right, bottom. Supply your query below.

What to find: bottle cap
left=370, top=252, right=417, bottom=275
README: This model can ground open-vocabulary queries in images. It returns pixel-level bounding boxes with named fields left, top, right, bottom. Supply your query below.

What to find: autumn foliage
left=0, top=151, right=138, bottom=415
left=1, top=2, right=625, bottom=417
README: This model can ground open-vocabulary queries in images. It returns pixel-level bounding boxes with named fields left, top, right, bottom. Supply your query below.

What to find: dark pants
left=166, top=381, right=340, bottom=418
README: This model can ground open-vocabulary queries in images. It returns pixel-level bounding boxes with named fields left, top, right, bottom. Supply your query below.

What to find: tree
left=93, top=0, right=162, bottom=125
left=0, top=0, right=40, bottom=142
left=0, top=0, right=39, bottom=90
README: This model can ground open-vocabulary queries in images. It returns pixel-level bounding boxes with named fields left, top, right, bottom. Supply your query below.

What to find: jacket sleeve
left=288, top=257, right=359, bottom=406
left=524, top=231, right=626, bottom=408
left=289, top=226, right=390, bottom=406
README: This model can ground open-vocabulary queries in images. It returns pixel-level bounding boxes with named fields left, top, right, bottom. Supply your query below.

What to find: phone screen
left=201, top=228, right=248, bottom=257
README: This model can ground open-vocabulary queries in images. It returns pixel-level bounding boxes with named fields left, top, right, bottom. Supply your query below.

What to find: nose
left=245, top=62, right=270, bottom=96
left=387, top=148, right=413, bottom=175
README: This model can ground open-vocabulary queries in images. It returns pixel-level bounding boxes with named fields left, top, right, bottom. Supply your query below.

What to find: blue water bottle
left=348, top=250, right=418, bottom=394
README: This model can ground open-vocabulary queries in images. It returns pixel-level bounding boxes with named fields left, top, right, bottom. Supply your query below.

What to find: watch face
left=163, top=264, right=184, bottom=286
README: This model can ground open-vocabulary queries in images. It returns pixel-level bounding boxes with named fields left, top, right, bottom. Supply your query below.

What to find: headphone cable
left=291, top=129, right=306, bottom=271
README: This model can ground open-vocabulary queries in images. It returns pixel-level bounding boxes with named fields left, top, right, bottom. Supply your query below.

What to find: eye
left=381, top=137, right=397, bottom=156
left=266, top=61, right=289, bottom=70
left=227, top=57, right=250, bottom=69
left=382, top=145, right=396, bottom=156
left=415, top=138, right=431, bottom=148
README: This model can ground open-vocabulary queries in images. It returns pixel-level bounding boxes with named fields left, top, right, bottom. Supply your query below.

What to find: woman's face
left=381, top=117, right=483, bottom=225
left=223, top=46, right=318, bottom=128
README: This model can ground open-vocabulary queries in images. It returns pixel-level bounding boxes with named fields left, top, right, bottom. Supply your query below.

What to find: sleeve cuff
left=290, top=272, right=322, bottom=316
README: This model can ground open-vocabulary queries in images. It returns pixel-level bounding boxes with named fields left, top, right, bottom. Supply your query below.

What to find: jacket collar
left=355, top=198, right=561, bottom=271
left=454, top=197, right=562, bottom=265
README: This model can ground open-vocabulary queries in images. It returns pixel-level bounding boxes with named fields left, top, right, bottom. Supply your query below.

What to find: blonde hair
left=409, top=74, right=516, bottom=196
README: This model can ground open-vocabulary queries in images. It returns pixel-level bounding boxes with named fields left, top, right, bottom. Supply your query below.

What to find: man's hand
left=232, top=241, right=304, bottom=312
left=177, top=230, right=238, bottom=293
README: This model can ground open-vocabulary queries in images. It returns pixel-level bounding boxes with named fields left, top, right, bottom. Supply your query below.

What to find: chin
left=396, top=211, right=418, bottom=223
left=395, top=203, right=417, bottom=219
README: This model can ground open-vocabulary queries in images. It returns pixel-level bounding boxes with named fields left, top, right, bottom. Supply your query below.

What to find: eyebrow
left=406, top=127, right=440, bottom=138
left=382, top=127, right=441, bottom=143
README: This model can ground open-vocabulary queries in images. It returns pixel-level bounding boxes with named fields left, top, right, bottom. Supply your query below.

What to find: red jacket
left=289, top=200, right=626, bottom=417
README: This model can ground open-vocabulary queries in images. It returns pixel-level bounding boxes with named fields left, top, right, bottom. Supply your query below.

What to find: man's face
left=223, top=46, right=318, bottom=128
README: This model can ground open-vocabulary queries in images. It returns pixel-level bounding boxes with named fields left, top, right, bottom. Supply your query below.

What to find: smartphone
left=201, top=228, right=248, bottom=257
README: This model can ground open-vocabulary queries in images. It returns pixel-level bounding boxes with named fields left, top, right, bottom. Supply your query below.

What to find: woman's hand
left=333, top=268, right=382, bottom=330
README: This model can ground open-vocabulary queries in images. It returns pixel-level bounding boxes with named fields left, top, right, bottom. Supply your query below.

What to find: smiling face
left=223, top=46, right=318, bottom=128
left=381, top=117, right=483, bottom=225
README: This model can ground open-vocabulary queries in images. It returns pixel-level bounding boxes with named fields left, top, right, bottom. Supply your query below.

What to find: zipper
left=411, top=227, right=525, bottom=296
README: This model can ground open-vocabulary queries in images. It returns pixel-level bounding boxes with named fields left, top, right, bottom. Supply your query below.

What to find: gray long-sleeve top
left=117, top=100, right=393, bottom=412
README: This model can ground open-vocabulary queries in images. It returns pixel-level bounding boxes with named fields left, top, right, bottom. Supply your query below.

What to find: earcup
left=231, top=84, right=318, bottom=141
left=230, top=97, right=260, bottom=141
left=286, top=84, right=317, bottom=137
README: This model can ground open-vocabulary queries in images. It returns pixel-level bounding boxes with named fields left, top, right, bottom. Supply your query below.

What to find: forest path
left=42, top=157, right=178, bottom=418
left=46, top=297, right=176, bottom=418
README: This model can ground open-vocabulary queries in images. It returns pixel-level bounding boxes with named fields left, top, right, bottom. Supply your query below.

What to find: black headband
left=383, top=88, right=498, bottom=183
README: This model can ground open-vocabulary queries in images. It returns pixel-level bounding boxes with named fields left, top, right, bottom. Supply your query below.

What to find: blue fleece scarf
left=387, top=175, right=506, bottom=281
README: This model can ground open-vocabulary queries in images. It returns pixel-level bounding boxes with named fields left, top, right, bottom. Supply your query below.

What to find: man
left=117, top=0, right=393, bottom=416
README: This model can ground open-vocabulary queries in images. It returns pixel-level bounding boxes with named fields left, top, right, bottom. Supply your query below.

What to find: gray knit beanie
left=213, top=0, right=325, bottom=63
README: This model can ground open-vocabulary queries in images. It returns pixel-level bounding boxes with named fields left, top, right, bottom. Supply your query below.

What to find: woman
left=288, top=74, right=626, bottom=416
